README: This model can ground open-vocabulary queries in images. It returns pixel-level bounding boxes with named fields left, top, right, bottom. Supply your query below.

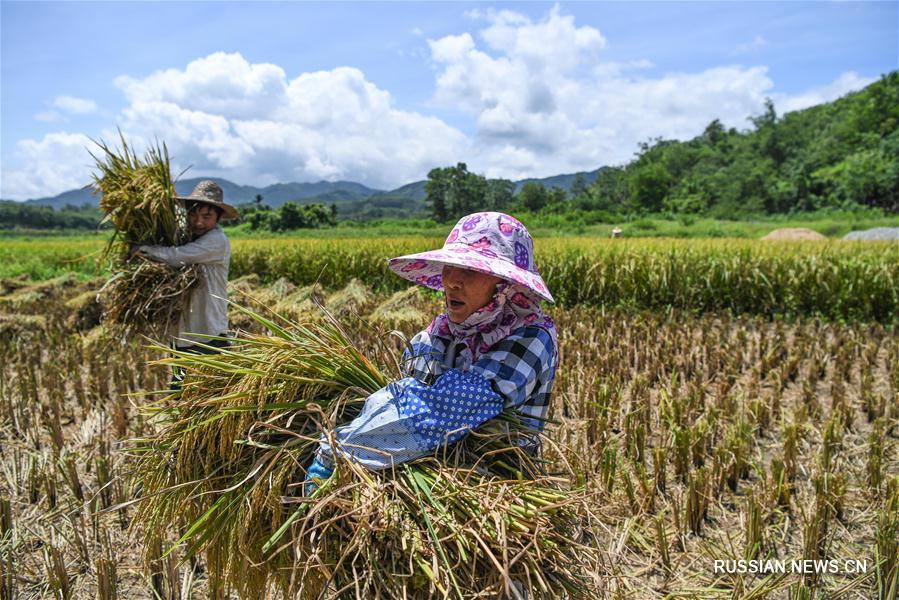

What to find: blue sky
left=1, top=1, right=896, bottom=200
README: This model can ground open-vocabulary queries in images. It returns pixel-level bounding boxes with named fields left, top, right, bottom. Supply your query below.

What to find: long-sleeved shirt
left=139, top=226, right=230, bottom=347
left=316, top=324, right=556, bottom=470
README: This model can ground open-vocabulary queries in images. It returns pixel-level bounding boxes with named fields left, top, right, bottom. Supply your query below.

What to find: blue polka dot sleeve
left=316, top=370, right=504, bottom=471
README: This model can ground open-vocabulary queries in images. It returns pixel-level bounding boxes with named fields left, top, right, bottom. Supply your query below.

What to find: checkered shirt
left=401, top=325, right=556, bottom=432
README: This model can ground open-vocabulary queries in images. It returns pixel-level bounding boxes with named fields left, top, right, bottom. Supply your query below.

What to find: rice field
left=0, top=262, right=896, bottom=598
left=2, top=236, right=898, bottom=322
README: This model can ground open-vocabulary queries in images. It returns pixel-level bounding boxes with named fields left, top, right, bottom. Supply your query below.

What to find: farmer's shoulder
left=201, top=226, right=230, bottom=249
left=497, top=325, right=554, bottom=354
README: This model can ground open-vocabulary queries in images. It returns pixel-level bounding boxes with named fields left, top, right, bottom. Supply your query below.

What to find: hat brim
left=389, top=246, right=554, bottom=303
left=175, top=197, right=239, bottom=221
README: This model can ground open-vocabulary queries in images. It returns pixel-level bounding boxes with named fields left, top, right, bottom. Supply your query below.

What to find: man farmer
left=131, top=180, right=237, bottom=389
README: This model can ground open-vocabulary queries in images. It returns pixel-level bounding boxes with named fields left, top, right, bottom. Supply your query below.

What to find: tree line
left=239, top=198, right=338, bottom=231
left=0, top=198, right=337, bottom=232
left=0, top=201, right=102, bottom=230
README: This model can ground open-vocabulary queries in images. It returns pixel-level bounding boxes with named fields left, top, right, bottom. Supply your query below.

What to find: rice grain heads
left=92, top=135, right=198, bottom=335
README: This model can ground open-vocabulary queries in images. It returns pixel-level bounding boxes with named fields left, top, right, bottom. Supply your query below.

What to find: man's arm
left=138, top=230, right=227, bottom=267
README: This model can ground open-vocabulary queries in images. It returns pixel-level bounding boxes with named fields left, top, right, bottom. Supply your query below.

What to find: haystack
left=0, top=274, right=81, bottom=314
left=0, top=314, right=47, bottom=348
left=92, top=135, right=197, bottom=335
left=760, top=227, right=827, bottom=241
left=0, top=274, right=30, bottom=297
left=267, top=276, right=296, bottom=298
left=81, top=323, right=130, bottom=357
left=228, top=278, right=327, bottom=333
left=227, top=273, right=261, bottom=296
left=132, top=308, right=595, bottom=599
left=64, top=289, right=103, bottom=331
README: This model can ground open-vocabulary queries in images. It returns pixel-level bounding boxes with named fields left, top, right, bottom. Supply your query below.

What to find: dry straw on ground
left=1, top=276, right=896, bottom=599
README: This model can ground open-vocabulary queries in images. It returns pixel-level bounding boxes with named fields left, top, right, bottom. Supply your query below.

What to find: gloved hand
left=304, top=456, right=334, bottom=496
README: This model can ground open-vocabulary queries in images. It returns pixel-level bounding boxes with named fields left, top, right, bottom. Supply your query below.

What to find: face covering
left=426, top=282, right=557, bottom=370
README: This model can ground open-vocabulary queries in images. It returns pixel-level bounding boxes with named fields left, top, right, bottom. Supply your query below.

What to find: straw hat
left=175, top=180, right=238, bottom=220
left=388, top=212, right=554, bottom=303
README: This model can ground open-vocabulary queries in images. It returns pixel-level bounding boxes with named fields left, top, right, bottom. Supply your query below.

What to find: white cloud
left=110, top=55, right=469, bottom=189
left=2, top=132, right=95, bottom=200
left=776, top=71, right=875, bottom=114
left=115, top=52, right=288, bottom=121
left=53, top=95, right=98, bottom=114
left=0, top=10, right=882, bottom=200
left=4, top=52, right=469, bottom=199
left=34, top=110, right=62, bottom=122
left=428, top=8, right=776, bottom=175
left=426, top=7, right=862, bottom=178
left=732, top=35, right=769, bottom=56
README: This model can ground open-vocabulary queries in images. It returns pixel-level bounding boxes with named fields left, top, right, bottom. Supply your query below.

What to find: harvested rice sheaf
left=132, top=308, right=597, bottom=599
left=0, top=314, right=47, bottom=348
left=228, top=278, right=328, bottom=334
left=368, top=287, right=440, bottom=333
left=325, top=278, right=374, bottom=318
left=64, top=289, right=103, bottom=331
left=92, top=134, right=198, bottom=335
left=0, top=274, right=81, bottom=315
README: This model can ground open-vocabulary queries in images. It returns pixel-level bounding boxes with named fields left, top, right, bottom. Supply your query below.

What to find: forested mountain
left=21, top=179, right=378, bottom=211
left=575, top=71, right=899, bottom=217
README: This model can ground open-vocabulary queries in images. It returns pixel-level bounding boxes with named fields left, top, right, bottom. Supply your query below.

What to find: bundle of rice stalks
left=0, top=314, right=47, bottom=348
left=267, top=276, right=297, bottom=298
left=81, top=323, right=127, bottom=356
left=325, top=278, right=374, bottom=318
left=131, top=308, right=595, bottom=599
left=98, top=260, right=199, bottom=333
left=368, top=287, right=439, bottom=333
left=64, top=289, right=103, bottom=331
left=227, top=273, right=261, bottom=296
left=273, top=285, right=327, bottom=323
left=0, top=274, right=30, bottom=297
left=229, top=279, right=327, bottom=334
left=0, top=274, right=81, bottom=315
left=92, top=134, right=197, bottom=335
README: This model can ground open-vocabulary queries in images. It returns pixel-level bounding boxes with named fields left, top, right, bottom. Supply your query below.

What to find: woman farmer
left=306, top=212, right=557, bottom=491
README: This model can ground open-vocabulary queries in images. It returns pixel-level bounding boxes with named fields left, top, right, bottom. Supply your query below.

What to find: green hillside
left=573, top=71, right=899, bottom=217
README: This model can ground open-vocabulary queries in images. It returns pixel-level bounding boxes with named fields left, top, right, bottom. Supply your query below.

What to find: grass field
left=0, top=273, right=896, bottom=598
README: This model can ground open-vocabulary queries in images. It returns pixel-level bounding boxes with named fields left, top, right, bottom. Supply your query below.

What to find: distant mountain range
left=17, top=169, right=603, bottom=215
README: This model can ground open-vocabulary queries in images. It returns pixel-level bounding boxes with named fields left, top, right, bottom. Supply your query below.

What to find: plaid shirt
left=317, top=325, right=556, bottom=471
left=401, top=325, right=556, bottom=432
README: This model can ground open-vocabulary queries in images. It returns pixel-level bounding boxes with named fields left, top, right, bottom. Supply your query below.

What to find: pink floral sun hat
left=388, top=212, right=554, bottom=303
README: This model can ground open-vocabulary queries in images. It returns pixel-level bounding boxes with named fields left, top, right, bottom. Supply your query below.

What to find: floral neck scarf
left=426, top=283, right=557, bottom=371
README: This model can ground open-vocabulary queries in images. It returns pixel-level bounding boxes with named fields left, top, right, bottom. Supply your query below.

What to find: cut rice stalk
left=130, top=305, right=596, bottom=598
